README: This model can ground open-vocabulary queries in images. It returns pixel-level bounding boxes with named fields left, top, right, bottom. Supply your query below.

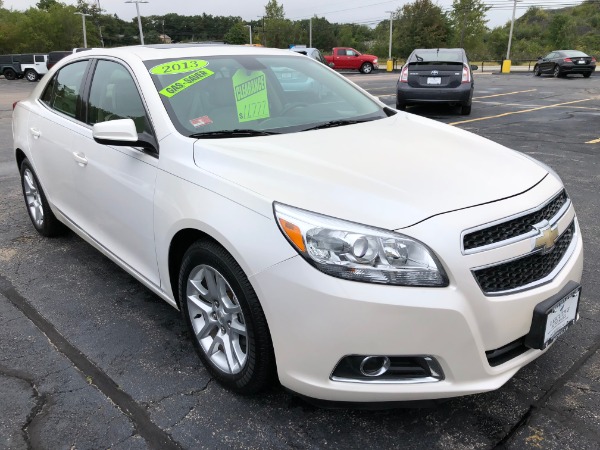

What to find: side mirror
left=92, top=119, right=157, bottom=152
left=470, top=64, right=478, bottom=71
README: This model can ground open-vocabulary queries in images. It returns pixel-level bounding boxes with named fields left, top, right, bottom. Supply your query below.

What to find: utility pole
left=125, top=0, right=149, bottom=45
left=385, top=10, right=394, bottom=71
left=309, top=17, right=312, bottom=48
left=506, top=0, right=518, bottom=60
left=74, top=12, right=91, bottom=48
left=246, top=25, right=252, bottom=45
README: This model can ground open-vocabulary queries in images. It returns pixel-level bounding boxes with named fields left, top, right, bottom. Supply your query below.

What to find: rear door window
left=41, top=60, right=89, bottom=119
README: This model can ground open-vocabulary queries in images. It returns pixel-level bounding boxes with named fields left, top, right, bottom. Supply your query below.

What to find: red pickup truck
left=324, top=47, right=379, bottom=74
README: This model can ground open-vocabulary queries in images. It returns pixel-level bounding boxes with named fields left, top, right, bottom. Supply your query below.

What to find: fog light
left=359, top=356, right=390, bottom=377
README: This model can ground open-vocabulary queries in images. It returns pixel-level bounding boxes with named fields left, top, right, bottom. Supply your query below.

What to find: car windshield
left=145, top=55, right=388, bottom=137
left=410, top=50, right=463, bottom=64
left=561, top=50, right=588, bottom=57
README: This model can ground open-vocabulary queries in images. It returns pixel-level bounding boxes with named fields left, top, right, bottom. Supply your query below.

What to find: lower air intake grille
left=473, top=221, right=575, bottom=294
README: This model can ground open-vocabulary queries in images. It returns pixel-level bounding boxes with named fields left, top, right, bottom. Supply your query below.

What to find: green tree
left=393, top=0, right=451, bottom=58
left=449, top=0, right=489, bottom=56
left=36, top=0, right=59, bottom=10
left=263, top=0, right=292, bottom=48
left=225, top=22, right=250, bottom=45
left=547, top=14, right=576, bottom=49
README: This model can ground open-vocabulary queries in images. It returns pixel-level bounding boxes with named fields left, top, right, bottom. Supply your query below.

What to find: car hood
left=192, top=114, right=548, bottom=230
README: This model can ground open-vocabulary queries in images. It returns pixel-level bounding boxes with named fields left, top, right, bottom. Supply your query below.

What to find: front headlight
left=274, top=203, right=448, bottom=287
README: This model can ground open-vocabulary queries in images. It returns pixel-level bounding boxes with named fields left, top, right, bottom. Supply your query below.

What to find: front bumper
left=251, top=177, right=583, bottom=403
left=396, top=82, right=473, bottom=106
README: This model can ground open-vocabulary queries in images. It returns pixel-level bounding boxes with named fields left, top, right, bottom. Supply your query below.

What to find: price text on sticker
left=232, top=70, right=270, bottom=123
left=159, top=68, right=215, bottom=98
left=150, top=59, right=208, bottom=75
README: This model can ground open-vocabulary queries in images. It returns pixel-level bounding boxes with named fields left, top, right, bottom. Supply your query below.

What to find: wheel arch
left=168, top=228, right=228, bottom=309
left=15, top=148, right=27, bottom=170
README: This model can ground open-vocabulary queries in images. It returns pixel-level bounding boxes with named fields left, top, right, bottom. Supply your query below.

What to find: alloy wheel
left=23, top=168, right=44, bottom=228
left=186, top=264, right=248, bottom=374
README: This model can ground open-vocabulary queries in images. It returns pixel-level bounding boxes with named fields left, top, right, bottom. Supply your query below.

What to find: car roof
left=77, top=44, right=302, bottom=62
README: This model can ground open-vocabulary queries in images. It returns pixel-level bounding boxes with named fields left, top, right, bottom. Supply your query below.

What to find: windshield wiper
left=301, top=118, right=376, bottom=132
left=189, top=129, right=280, bottom=139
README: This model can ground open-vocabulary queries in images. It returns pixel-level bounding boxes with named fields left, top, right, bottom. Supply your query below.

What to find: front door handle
left=30, top=128, right=41, bottom=139
left=72, top=152, right=88, bottom=166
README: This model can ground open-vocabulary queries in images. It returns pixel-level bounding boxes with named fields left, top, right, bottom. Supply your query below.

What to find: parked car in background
left=13, top=44, right=583, bottom=404
left=289, top=46, right=329, bottom=66
left=46, top=51, right=72, bottom=70
left=17, top=54, right=49, bottom=81
left=324, top=47, right=378, bottom=74
left=533, top=50, right=596, bottom=78
left=396, top=48, right=476, bottom=115
left=0, top=54, right=22, bottom=80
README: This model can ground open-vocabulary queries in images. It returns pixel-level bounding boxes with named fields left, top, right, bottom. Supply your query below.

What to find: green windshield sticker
left=150, top=59, right=208, bottom=75
left=232, top=69, right=270, bottom=123
left=159, top=68, right=214, bottom=98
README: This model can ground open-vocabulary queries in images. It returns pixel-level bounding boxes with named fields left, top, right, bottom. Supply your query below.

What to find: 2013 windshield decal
left=150, top=59, right=208, bottom=75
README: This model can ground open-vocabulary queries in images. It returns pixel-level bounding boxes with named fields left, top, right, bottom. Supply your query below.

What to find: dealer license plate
left=543, top=288, right=579, bottom=344
left=524, top=284, right=580, bottom=350
left=427, top=77, right=441, bottom=85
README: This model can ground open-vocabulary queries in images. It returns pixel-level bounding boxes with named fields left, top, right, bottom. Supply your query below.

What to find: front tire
left=3, top=69, right=16, bottom=80
left=24, top=69, right=38, bottom=82
left=20, top=159, right=66, bottom=237
left=360, top=62, right=373, bottom=74
left=553, top=65, right=561, bottom=78
left=179, top=240, right=275, bottom=394
left=533, top=65, right=541, bottom=76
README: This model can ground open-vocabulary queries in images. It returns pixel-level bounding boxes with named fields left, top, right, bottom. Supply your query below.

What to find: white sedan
left=12, top=45, right=583, bottom=404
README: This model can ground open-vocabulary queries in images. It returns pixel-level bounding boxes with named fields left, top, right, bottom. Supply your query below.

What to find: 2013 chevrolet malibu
left=12, top=44, right=583, bottom=404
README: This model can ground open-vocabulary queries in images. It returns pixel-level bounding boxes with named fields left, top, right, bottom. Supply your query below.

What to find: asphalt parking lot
left=1, top=72, right=599, bottom=449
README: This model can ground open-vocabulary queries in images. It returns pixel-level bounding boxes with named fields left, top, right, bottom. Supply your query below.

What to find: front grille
left=473, top=221, right=575, bottom=294
left=463, top=190, right=568, bottom=250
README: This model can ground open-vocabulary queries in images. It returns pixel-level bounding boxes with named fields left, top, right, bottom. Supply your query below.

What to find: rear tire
left=24, top=69, right=38, bottom=82
left=20, top=159, right=66, bottom=237
left=553, top=65, right=561, bottom=78
left=396, top=103, right=406, bottom=111
left=3, top=69, right=16, bottom=80
left=179, top=240, right=275, bottom=394
left=460, top=104, right=472, bottom=115
left=360, top=62, right=373, bottom=74
left=583, top=72, right=592, bottom=78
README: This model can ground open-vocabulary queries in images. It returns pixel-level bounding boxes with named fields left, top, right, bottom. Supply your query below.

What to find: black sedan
left=533, top=50, right=596, bottom=78
left=396, top=48, right=477, bottom=115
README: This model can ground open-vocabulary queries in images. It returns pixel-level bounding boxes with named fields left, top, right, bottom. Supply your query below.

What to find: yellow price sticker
left=232, top=70, right=270, bottom=123
left=159, top=68, right=215, bottom=98
left=150, top=59, right=208, bottom=75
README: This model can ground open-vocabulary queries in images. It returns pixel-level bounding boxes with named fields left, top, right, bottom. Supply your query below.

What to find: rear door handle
left=72, top=152, right=88, bottom=166
left=30, top=128, right=41, bottom=139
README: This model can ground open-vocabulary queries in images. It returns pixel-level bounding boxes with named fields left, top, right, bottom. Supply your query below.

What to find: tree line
left=0, top=0, right=598, bottom=60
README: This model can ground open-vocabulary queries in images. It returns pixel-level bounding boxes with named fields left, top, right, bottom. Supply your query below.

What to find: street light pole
left=245, top=25, right=252, bottom=45
left=309, top=17, right=312, bottom=48
left=385, top=11, right=394, bottom=60
left=506, top=0, right=518, bottom=60
left=74, top=12, right=91, bottom=48
left=125, top=0, right=149, bottom=45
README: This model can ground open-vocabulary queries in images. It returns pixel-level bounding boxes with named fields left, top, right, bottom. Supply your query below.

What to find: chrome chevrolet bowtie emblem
left=533, top=221, right=559, bottom=253
left=431, top=70, right=439, bottom=76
